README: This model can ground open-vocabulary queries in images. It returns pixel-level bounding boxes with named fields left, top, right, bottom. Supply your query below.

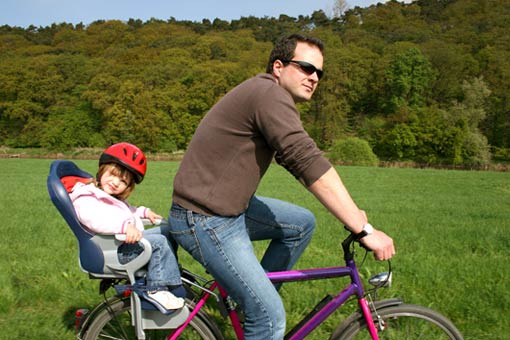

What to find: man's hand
left=360, top=229, right=395, bottom=261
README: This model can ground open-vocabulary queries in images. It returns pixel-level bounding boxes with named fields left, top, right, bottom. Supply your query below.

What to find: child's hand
left=124, top=223, right=142, bottom=244
left=147, top=210, right=163, bottom=225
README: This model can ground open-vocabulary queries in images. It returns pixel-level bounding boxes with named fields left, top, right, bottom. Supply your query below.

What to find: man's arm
left=307, top=167, right=395, bottom=260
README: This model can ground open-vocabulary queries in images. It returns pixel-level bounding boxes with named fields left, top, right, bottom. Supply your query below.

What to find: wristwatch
left=356, top=223, right=374, bottom=240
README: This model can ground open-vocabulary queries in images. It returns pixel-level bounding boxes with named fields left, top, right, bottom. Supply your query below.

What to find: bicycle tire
left=82, top=297, right=224, bottom=340
left=330, top=303, right=463, bottom=340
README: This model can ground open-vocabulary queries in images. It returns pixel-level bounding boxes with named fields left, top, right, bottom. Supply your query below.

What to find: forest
left=1, top=0, right=509, bottom=166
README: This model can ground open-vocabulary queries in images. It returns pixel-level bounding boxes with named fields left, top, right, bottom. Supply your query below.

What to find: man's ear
left=272, top=60, right=285, bottom=80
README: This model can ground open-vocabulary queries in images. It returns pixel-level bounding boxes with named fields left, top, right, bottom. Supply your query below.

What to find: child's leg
left=118, top=230, right=185, bottom=311
left=141, top=231, right=182, bottom=288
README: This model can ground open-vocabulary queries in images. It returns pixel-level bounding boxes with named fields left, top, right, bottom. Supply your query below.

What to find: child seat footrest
left=114, top=284, right=183, bottom=314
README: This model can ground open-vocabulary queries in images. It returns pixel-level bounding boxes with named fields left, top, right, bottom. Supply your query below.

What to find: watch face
left=364, top=223, right=374, bottom=234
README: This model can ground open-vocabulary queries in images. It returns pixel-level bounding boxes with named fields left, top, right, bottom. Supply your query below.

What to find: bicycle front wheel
left=331, top=303, right=463, bottom=340
left=82, top=297, right=223, bottom=340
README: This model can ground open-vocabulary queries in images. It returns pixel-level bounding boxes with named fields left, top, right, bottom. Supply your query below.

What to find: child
left=70, top=142, right=184, bottom=313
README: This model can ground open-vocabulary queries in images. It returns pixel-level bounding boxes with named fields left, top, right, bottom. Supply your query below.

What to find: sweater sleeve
left=255, top=84, right=332, bottom=186
left=135, top=206, right=150, bottom=218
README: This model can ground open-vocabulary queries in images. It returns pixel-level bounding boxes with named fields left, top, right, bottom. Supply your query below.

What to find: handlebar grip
left=343, top=226, right=372, bottom=251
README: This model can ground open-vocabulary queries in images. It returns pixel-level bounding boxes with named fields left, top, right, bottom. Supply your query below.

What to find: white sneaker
left=145, top=290, right=185, bottom=312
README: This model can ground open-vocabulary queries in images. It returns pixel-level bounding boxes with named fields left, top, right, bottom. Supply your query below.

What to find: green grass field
left=0, top=158, right=508, bottom=339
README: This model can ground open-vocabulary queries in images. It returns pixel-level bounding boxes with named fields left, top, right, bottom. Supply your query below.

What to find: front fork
left=358, top=297, right=380, bottom=339
left=359, top=296, right=404, bottom=339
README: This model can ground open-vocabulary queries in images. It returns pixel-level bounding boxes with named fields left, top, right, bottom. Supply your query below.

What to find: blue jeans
left=168, top=196, right=315, bottom=340
left=117, top=222, right=181, bottom=287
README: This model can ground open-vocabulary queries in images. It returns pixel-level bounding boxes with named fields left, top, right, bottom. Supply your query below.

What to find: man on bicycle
left=168, top=33, right=395, bottom=340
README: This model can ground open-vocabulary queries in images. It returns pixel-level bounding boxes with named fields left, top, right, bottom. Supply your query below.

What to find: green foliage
left=492, top=146, right=510, bottom=162
left=383, top=46, right=435, bottom=114
left=373, top=76, right=492, bottom=166
left=40, top=104, right=104, bottom=150
left=377, top=123, right=418, bottom=160
left=1, top=0, right=510, bottom=167
left=328, top=137, right=379, bottom=166
left=447, top=77, right=492, bottom=165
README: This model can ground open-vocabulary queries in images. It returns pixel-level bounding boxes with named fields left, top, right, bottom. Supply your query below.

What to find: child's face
left=100, top=170, right=131, bottom=196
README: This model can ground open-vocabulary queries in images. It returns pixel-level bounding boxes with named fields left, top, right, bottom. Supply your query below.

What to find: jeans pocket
left=203, top=214, right=245, bottom=245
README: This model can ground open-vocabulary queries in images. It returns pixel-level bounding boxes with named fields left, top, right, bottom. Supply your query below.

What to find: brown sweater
left=172, top=73, right=332, bottom=216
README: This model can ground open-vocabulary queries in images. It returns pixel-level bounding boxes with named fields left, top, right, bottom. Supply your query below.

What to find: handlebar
left=341, top=228, right=371, bottom=262
left=342, top=228, right=393, bottom=290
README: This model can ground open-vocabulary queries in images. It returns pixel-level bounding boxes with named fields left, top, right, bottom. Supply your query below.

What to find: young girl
left=70, top=142, right=184, bottom=313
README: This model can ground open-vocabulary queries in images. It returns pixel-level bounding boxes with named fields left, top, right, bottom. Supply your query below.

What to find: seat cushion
left=61, top=175, right=92, bottom=193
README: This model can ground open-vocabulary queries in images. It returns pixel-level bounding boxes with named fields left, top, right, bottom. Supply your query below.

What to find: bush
left=492, top=146, right=510, bottom=162
left=461, top=131, right=491, bottom=165
left=327, top=137, right=379, bottom=166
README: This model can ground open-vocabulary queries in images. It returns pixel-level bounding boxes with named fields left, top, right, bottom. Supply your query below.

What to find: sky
left=0, top=0, right=405, bottom=28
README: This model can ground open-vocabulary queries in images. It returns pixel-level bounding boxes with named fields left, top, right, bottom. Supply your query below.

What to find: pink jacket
left=69, top=182, right=151, bottom=235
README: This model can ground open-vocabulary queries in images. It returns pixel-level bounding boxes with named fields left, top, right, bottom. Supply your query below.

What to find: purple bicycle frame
left=168, top=258, right=379, bottom=340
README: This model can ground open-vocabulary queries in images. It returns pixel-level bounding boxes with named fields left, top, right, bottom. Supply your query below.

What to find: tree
left=40, top=102, right=104, bottom=149
left=421, top=39, right=479, bottom=104
left=382, top=46, right=436, bottom=116
left=0, top=0, right=509, bottom=167
left=447, top=77, right=492, bottom=165
left=332, top=0, right=348, bottom=18
left=477, top=46, right=510, bottom=149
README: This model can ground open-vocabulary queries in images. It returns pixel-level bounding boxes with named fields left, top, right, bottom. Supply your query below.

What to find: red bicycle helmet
left=99, top=142, right=147, bottom=184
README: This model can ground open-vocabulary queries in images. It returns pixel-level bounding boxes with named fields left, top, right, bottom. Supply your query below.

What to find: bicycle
left=77, top=231, right=463, bottom=340
left=47, top=160, right=462, bottom=340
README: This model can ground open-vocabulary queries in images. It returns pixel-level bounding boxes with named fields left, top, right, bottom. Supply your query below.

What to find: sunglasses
left=282, top=60, right=324, bottom=80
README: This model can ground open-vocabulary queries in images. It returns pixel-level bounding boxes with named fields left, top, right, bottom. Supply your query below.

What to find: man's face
left=273, top=42, right=324, bottom=103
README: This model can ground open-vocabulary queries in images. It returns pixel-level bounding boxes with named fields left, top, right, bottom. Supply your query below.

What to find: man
left=168, top=34, right=395, bottom=339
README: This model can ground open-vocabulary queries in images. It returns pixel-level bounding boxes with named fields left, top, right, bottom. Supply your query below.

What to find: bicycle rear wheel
left=330, top=303, right=463, bottom=340
left=82, top=297, right=223, bottom=340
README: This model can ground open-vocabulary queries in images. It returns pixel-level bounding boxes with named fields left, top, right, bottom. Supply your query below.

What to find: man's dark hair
left=266, top=34, right=325, bottom=73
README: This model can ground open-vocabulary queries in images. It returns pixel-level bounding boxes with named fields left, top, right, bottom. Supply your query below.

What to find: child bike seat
left=47, top=160, right=152, bottom=281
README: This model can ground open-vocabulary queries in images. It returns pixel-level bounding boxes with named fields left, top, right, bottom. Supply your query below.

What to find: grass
left=0, top=158, right=508, bottom=339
